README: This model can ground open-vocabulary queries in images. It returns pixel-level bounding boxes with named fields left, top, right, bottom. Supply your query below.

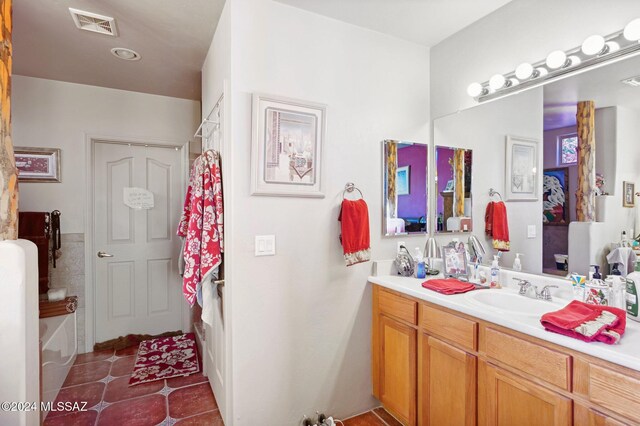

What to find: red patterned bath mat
left=129, top=332, right=200, bottom=386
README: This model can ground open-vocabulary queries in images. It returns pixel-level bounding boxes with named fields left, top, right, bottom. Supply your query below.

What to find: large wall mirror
left=382, top=140, right=428, bottom=236
left=435, top=146, right=473, bottom=233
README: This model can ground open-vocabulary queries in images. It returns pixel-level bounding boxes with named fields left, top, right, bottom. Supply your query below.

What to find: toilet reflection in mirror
left=435, top=146, right=473, bottom=233
left=382, top=140, right=428, bottom=236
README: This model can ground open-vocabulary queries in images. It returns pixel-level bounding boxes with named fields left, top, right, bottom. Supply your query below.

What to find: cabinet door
left=379, top=315, right=417, bottom=425
left=574, top=403, right=630, bottom=426
left=420, top=334, right=476, bottom=426
left=478, top=361, right=572, bottom=426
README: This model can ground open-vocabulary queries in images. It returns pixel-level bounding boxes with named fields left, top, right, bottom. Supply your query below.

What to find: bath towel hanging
left=177, top=149, right=224, bottom=306
left=485, top=201, right=510, bottom=251
left=338, top=197, right=371, bottom=266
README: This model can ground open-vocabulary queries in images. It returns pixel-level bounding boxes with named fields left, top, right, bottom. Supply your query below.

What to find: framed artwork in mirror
left=14, top=147, right=61, bottom=182
left=382, top=140, right=428, bottom=236
left=623, top=181, right=635, bottom=207
left=251, top=93, right=326, bottom=197
left=505, top=135, right=538, bottom=201
left=543, top=168, right=569, bottom=225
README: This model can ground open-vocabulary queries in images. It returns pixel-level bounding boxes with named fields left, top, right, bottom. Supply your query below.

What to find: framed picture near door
left=505, top=135, right=538, bottom=201
left=14, top=147, right=61, bottom=182
left=543, top=168, right=569, bottom=225
left=623, top=181, right=635, bottom=207
left=251, top=93, right=327, bottom=198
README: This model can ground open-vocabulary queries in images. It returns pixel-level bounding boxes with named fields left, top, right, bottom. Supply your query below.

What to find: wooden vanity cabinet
left=371, top=284, right=640, bottom=426
left=478, top=360, right=572, bottom=426
left=419, top=334, right=476, bottom=426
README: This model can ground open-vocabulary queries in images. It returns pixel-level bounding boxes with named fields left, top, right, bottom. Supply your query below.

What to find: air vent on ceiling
left=69, top=8, right=118, bottom=36
left=621, top=75, right=640, bottom=87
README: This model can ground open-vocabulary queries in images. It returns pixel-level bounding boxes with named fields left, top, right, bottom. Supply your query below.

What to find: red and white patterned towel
left=177, top=150, right=224, bottom=306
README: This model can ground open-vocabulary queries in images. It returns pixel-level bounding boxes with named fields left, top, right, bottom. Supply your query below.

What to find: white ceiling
left=544, top=54, right=640, bottom=130
left=274, top=0, right=513, bottom=46
left=13, top=0, right=225, bottom=100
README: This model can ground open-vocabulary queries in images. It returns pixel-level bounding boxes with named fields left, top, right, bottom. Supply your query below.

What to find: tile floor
left=343, top=408, right=402, bottom=426
left=43, top=346, right=223, bottom=426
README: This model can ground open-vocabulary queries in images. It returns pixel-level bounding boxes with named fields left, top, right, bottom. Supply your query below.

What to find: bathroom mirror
left=382, top=140, right=428, bottom=236
left=434, top=146, right=473, bottom=233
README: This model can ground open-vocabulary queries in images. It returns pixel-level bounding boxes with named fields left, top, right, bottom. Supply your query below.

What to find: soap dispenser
left=414, top=247, right=426, bottom=279
left=513, top=253, right=523, bottom=272
left=490, top=255, right=501, bottom=289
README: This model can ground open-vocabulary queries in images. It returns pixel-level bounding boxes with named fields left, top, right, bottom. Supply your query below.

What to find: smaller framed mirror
left=382, top=140, right=428, bottom=236
left=435, top=146, right=473, bottom=233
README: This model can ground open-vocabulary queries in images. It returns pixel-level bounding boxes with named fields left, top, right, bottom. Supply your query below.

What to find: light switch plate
left=255, top=235, right=276, bottom=256
left=527, top=225, right=536, bottom=239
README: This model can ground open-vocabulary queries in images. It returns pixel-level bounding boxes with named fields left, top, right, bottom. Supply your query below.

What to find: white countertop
left=368, top=271, right=640, bottom=372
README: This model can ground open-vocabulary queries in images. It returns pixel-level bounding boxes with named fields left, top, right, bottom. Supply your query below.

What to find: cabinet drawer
left=421, top=304, right=477, bottom=351
left=586, top=364, right=640, bottom=422
left=482, top=327, right=571, bottom=391
left=379, top=289, right=417, bottom=325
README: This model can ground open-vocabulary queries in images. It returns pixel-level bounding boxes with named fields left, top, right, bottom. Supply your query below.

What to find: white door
left=93, top=141, right=183, bottom=343
left=205, top=284, right=226, bottom=418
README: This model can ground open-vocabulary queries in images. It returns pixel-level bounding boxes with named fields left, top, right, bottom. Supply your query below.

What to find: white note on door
left=123, top=187, right=155, bottom=210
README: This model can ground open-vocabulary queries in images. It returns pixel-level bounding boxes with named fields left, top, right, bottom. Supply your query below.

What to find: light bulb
left=509, top=78, right=520, bottom=87
left=515, top=62, right=534, bottom=80
left=536, top=67, right=549, bottom=77
left=624, top=18, right=640, bottom=41
left=606, top=41, right=620, bottom=53
left=581, top=35, right=606, bottom=55
left=489, top=74, right=506, bottom=90
left=546, top=50, right=568, bottom=69
left=467, top=82, right=484, bottom=97
left=568, top=55, right=581, bottom=66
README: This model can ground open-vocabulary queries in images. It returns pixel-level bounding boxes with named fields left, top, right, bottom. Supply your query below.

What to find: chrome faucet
left=513, top=278, right=531, bottom=295
left=535, top=285, right=559, bottom=301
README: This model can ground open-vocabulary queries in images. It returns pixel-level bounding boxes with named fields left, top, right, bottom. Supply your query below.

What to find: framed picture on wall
left=543, top=168, right=569, bottom=225
left=623, top=181, right=635, bottom=208
left=396, top=166, right=410, bottom=195
left=14, top=147, right=61, bottom=182
left=251, top=93, right=327, bottom=197
left=505, top=135, right=538, bottom=201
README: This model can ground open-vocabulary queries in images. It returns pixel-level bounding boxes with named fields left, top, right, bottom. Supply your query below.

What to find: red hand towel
left=422, top=279, right=476, bottom=295
left=540, top=300, right=627, bottom=345
left=485, top=201, right=510, bottom=251
left=338, top=199, right=370, bottom=266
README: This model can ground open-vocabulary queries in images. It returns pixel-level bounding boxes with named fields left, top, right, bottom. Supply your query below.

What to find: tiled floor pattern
left=44, top=346, right=223, bottom=426
left=343, top=408, right=402, bottom=426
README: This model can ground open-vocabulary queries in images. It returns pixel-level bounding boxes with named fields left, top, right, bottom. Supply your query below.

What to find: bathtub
left=40, top=312, right=77, bottom=419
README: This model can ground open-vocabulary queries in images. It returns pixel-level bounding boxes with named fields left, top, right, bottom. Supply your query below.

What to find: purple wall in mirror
left=397, top=144, right=427, bottom=219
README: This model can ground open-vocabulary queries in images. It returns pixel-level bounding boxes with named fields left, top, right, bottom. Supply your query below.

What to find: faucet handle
left=538, top=285, right=558, bottom=301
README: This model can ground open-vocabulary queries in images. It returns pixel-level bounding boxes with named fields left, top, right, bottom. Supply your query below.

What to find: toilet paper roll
left=47, top=288, right=67, bottom=302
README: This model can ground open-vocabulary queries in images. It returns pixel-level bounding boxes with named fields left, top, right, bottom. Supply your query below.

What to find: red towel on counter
left=485, top=201, right=510, bottom=251
left=540, top=301, right=627, bottom=345
left=422, top=279, right=476, bottom=295
left=338, top=199, right=370, bottom=266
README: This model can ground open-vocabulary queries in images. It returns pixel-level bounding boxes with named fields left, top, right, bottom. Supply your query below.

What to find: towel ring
left=343, top=182, right=363, bottom=199
left=489, top=188, right=503, bottom=200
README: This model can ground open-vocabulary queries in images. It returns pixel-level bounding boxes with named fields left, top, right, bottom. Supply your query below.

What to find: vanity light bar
left=468, top=18, right=640, bottom=102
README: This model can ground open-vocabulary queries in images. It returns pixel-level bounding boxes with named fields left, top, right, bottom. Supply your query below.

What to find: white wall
left=13, top=76, right=201, bottom=233
left=430, top=0, right=640, bottom=119
left=433, top=89, right=543, bottom=273
left=201, top=0, right=430, bottom=423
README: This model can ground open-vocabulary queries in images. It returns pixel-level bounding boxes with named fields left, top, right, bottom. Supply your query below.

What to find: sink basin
left=464, top=290, right=565, bottom=317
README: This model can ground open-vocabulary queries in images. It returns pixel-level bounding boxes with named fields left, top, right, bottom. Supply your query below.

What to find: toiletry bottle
left=490, top=255, right=501, bottom=289
left=593, top=265, right=602, bottom=280
left=626, top=262, right=640, bottom=322
left=513, top=253, right=522, bottom=272
left=588, top=265, right=595, bottom=281
left=414, top=247, right=426, bottom=279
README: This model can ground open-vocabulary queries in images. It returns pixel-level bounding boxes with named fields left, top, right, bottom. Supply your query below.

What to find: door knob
left=97, top=251, right=114, bottom=258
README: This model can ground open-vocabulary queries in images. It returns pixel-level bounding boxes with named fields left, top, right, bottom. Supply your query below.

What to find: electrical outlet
left=527, top=225, right=536, bottom=239
left=397, top=241, right=406, bottom=254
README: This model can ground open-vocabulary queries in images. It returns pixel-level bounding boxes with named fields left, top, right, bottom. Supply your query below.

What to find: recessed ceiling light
left=111, top=48, right=141, bottom=61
